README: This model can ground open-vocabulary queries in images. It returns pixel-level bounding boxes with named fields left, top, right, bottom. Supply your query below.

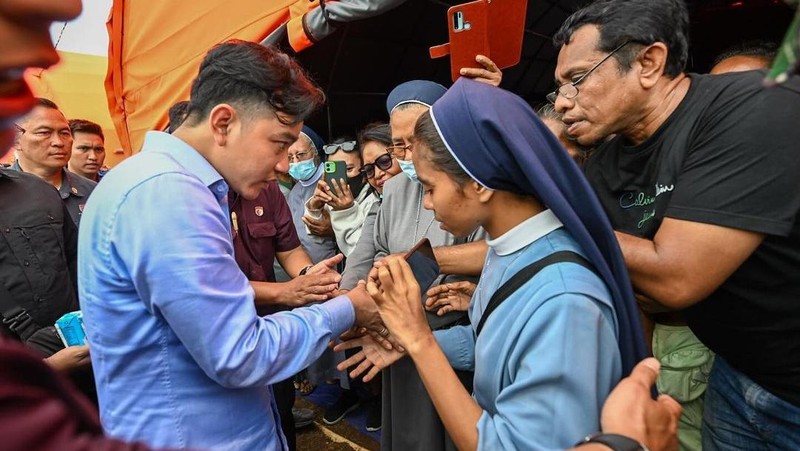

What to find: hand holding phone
left=323, top=160, right=348, bottom=197
left=404, top=238, right=440, bottom=293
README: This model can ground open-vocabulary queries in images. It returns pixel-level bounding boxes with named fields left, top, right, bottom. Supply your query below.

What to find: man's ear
left=637, top=42, right=669, bottom=89
left=208, top=104, right=235, bottom=147
left=472, top=181, right=494, bottom=203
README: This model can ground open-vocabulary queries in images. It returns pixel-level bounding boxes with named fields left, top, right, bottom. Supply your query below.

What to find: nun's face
left=389, top=105, right=427, bottom=160
left=414, top=146, right=486, bottom=238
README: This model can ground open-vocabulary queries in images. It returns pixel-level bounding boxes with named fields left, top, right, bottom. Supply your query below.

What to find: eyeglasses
left=546, top=41, right=631, bottom=104
left=386, top=143, right=412, bottom=160
left=322, top=141, right=357, bottom=155
left=360, top=152, right=394, bottom=178
left=287, top=149, right=313, bottom=163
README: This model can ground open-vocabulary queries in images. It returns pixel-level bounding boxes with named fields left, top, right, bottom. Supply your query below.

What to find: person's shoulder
left=382, top=174, right=412, bottom=197
left=692, top=70, right=800, bottom=109
left=1, top=168, right=58, bottom=195
left=65, top=170, right=97, bottom=193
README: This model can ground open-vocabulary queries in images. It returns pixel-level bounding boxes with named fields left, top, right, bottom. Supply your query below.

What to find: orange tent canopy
left=20, top=52, right=126, bottom=167
left=105, top=0, right=318, bottom=155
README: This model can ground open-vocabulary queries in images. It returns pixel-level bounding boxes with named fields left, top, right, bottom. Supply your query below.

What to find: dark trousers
left=273, top=377, right=297, bottom=451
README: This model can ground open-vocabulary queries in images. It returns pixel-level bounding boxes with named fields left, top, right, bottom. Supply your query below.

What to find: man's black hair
left=184, top=40, right=325, bottom=127
left=553, top=0, right=690, bottom=78
left=712, top=40, right=778, bottom=68
left=167, top=100, right=190, bottom=133
left=35, top=97, right=60, bottom=110
left=69, top=119, right=104, bottom=141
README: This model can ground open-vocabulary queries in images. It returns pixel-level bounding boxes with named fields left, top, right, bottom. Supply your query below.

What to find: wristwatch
left=576, top=433, right=649, bottom=451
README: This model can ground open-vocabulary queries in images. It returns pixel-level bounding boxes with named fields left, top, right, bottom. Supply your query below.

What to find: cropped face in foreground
left=0, top=0, right=82, bottom=153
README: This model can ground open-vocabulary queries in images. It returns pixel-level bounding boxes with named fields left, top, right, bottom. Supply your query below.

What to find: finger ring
left=378, top=326, right=389, bottom=337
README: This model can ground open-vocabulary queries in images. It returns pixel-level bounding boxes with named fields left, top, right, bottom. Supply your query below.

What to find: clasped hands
left=337, top=254, right=438, bottom=380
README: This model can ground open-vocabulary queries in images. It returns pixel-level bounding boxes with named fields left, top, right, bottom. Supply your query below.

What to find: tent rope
left=35, top=22, right=68, bottom=78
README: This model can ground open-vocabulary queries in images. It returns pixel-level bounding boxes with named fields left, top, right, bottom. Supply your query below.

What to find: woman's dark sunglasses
left=323, top=140, right=357, bottom=154
left=360, top=152, right=394, bottom=178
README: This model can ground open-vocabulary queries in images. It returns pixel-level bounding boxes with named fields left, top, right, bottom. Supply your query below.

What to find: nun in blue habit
left=360, top=78, right=648, bottom=450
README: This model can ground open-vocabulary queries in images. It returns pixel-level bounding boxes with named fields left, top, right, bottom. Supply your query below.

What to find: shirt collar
left=142, top=131, right=226, bottom=192
left=10, top=160, right=80, bottom=198
left=59, top=169, right=84, bottom=199
left=298, top=163, right=323, bottom=187
left=0, top=167, right=18, bottom=179
left=486, top=209, right=563, bottom=256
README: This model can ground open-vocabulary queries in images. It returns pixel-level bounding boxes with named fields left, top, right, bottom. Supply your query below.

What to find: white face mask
left=397, top=158, right=418, bottom=183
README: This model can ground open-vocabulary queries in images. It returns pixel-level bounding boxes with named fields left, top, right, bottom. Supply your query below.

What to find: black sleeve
left=666, top=81, right=800, bottom=237
left=62, top=203, right=79, bottom=309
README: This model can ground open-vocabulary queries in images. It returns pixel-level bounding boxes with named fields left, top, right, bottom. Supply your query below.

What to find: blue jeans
left=703, top=357, right=800, bottom=450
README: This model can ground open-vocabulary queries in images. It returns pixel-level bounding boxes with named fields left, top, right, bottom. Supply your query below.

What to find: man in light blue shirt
left=78, top=41, right=378, bottom=450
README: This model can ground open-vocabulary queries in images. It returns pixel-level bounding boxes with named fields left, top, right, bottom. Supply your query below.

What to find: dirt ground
left=295, top=398, right=379, bottom=451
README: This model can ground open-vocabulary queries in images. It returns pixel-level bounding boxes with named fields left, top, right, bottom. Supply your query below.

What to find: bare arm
left=367, top=256, right=483, bottom=450
left=275, top=245, right=313, bottom=278
left=407, top=334, right=483, bottom=450
left=617, top=217, right=763, bottom=310
left=433, top=240, right=487, bottom=276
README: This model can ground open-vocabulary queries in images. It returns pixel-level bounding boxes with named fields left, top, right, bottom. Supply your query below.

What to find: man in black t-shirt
left=550, top=1, right=800, bottom=449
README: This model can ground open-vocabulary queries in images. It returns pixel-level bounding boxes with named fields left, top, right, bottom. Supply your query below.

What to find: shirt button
left=48, top=215, right=55, bottom=220
left=24, top=261, right=30, bottom=266
left=3, top=228, right=9, bottom=233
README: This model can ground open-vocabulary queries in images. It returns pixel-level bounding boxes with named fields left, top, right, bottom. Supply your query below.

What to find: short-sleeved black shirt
left=585, top=71, right=800, bottom=406
left=0, top=169, right=79, bottom=336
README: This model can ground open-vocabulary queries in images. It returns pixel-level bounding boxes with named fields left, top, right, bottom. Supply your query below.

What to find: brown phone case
left=430, top=0, right=528, bottom=82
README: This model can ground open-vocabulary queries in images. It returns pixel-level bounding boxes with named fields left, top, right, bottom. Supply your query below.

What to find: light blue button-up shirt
left=78, top=132, right=355, bottom=450
left=435, top=210, right=622, bottom=450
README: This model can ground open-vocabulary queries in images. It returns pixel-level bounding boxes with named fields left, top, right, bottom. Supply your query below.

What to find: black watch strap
left=577, top=433, right=648, bottom=451
left=298, top=265, right=313, bottom=276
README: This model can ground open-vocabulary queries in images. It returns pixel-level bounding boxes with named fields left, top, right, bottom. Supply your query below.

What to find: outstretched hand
left=306, top=253, right=344, bottom=276
left=425, top=281, right=476, bottom=315
left=601, top=358, right=682, bottom=451
left=335, top=333, right=405, bottom=382
left=276, top=273, right=341, bottom=306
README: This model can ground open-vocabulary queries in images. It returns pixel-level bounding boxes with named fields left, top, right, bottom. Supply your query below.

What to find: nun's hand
left=366, top=255, right=431, bottom=352
left=326, top=178, right=355, bottom=211
left=425, top=281, right=476, bottom=315
left=460, top=54, right=502, bottom=87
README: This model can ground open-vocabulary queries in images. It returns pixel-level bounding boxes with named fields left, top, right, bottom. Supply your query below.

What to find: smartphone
left=429, top=0, right=527, bottom=82
left=54, top=311, right=87, bottom=347
left=446, top=0, right=489, bottom=82
left=323, top=160, right=348, bottom=196
left=404, top=238, right=440, bottom=292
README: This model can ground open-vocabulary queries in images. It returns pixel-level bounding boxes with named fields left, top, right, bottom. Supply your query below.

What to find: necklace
left=413, top=188, right=435, bottom=241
